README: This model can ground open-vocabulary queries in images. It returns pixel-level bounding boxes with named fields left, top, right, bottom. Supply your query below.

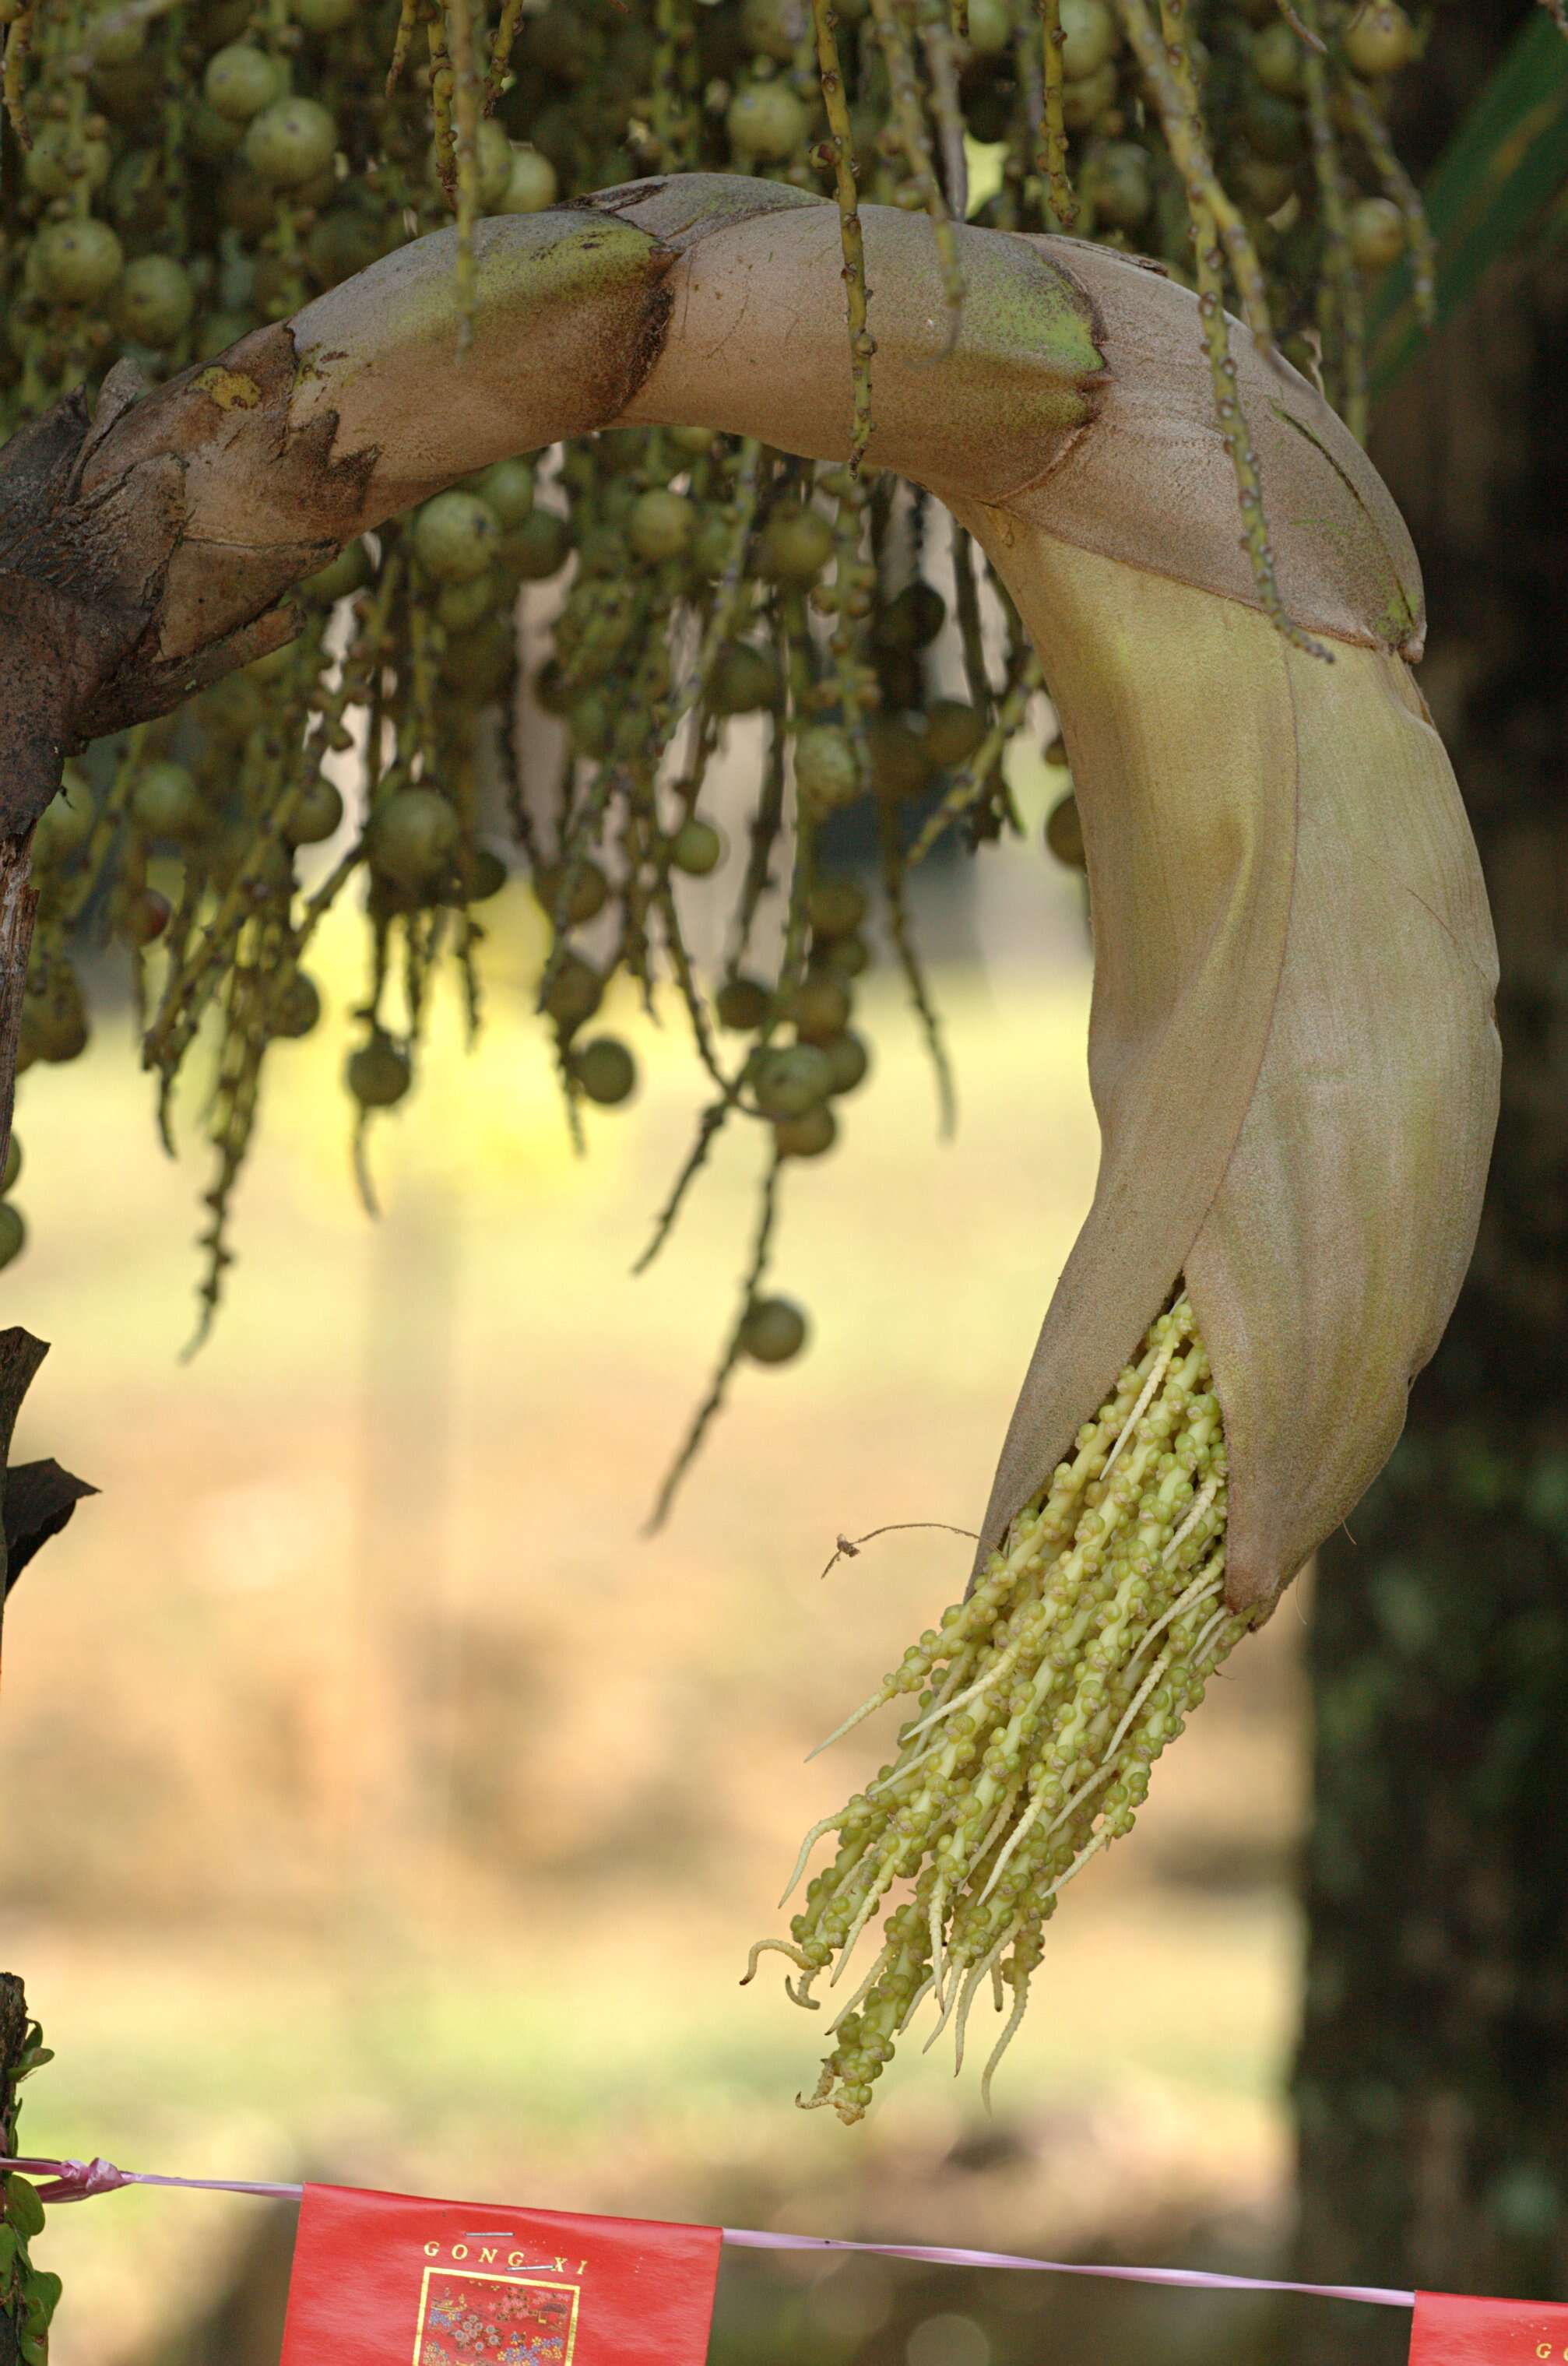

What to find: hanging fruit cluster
left=1, top=0, right=1436, bottom=1496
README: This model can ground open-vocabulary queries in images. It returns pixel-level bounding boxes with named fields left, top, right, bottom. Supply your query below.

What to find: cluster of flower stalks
left=749, top=1291, right=1250, bottom=2123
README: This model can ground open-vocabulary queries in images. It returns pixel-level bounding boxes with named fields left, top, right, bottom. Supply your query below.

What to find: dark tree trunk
left=1, top=1972, right=27, bottom=2366
left=0, top=838, right=37, bottom=1179
left=1289, top=32, right=1568, bottom=2355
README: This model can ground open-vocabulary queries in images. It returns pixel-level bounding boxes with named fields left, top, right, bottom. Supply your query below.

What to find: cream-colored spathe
left=90, top=174, right=1499, bottom=1606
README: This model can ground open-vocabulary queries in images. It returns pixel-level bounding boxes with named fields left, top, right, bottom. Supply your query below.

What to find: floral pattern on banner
left=420, top=2273, right=576, bottom=2366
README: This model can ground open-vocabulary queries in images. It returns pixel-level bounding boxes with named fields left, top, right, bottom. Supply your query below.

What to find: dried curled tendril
left=3, top=0, right=1465, bottom=1496
left=745, top=1291, right=1254, bottom=2125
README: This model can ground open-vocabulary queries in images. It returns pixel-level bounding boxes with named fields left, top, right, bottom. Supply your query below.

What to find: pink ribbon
left=1, top=2157, right=304, bottom=2205
left=0, top=2157, right=1414, bottom=2310
left=721, top=2226, right=1413, bottom=2308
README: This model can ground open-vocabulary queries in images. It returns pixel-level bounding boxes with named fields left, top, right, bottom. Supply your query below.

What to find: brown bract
left=4, top=175, right=1499, bottom=1605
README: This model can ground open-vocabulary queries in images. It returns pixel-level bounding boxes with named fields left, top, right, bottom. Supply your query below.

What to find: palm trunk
left=1289, top=100, right=1568, bottom=2357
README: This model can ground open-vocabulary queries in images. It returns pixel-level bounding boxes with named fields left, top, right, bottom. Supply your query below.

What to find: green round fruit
left=774, top=1106, right=837, bottom=1158
left=439, top=619, right=514, bottom=698
left=1250, top=20, right=1304, bottom=94
left=716, top=976, right=770, bottom=1031
left=740, top=0, right=806, bottom=61
left=130, top=761, right=206, bottom=842
left=369, top=786, right=459, bottom=891
left=497, top=145, right=559, bottom=213
left=568, top=691, right=615, bottom=760
left=302, top=540, right=371, bottom=603
left=201, top=673, right=264, bottom=745
left=1085, top=140, right=1151, bottom=230
left=795, top=725, right=861, bottom=813
left=474, top=458, right=536, bottom=527
left=710, top=642, right=780, bottom=714
left=204, top=43, right=286, bottom=121
left=2, top=1134, right=21, bottom=1195
left=573, top=1035, right=637, bottom=1106
left=220, top=167, right=279, bottom=238
left=807, top=877, right=868, bottom=938
left=206, top=828, right=294, bottom=897
left=1242, top=87, right=1306, bottom=163
left=628, top=487, right=697, bottom=563
left=876, top=579, right=947, bottom=651
left=817, top=932, right=869, bottom=979
left=34, top=218, right=124, bottom=304
left=533, top=859, right=609, bottom=926
left=436, top=573, right=502, bottom=635
left=792, top=974, right=851, bottom=1044
left=114, top=254, right=195, bottom=347
left=761, top=506, right=835, bottom=584
left=523, top=9, right=604, bottom=79
left=91, top=56, right=161, bottom=125
left=476, top=118, right=516, bottom=208
left=1060, top=0, right=1118, bottom=78
left=1235, top=155, right=1296, bottom=213
left=0, top=1204, right=24, bottom=1272
left=540, top=952, right=603, bottom=1032
left=120, top=888, right=171, bottom=945
left=24, top=125, right=111, bottom=199
left=270, top=969, right=322, bottom=1039
left=464, top=847, right=508, bottom=902
left=1344, top=0, right=1414, bottom=75
left=1060, top=58, right=1116, bottom=129
left=186, top=100, right=246, bottom=159
left=670, top=816, right=722, bottom=877
left=740, top=1295, right=808, bottom=1364
left=726, top=79, right=810, bottom=163
left=821, top=1028, right=870, bottom=1095
left=347, top=1032, right=411, bottom=1109
left=25, top=966, right=88, bottom=1063
left=964, top=0, right=1014, bottom=54
left=283, top=779, right=345, bottom=846
left=923, top=698, right=988, bottom=768
left=305, top=206, right=385, bottom=289
left=1349, top=195, right=1405, bottom=270
left=503, top=508, right=571, bottom=580
left=244, top=96, right=339, bottom=186
left=753, top=1042, right=833, bottom=1120
left=687, top=515, right=735, bottom=579
left=874, top=647, right=922, bottom=714
left=32, top=780, right=95, bottom=867
left=291, top=0, right=359, bottom=32
left=106, top=144, right=163, bottom=230
left=89, top=9, right=147, bottom=64
left=867, top=715, right=931, bottom=800
left=413, top=490, right=500, bottom=584
left=1046, top=789, right=1086, bottom=870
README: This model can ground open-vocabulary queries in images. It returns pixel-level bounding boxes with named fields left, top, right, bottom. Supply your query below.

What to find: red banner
left=279, top=2182, right=722, bottom=2366
left=1412, top=2292, right=1568, bottom=2363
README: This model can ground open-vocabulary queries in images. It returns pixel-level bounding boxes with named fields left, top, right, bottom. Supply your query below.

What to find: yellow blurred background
left=0, top=810, right=1308, bottom=2366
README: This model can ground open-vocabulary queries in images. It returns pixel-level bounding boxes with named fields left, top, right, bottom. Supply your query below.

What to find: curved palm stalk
left=66, top=171, right=1497, bottom=1619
